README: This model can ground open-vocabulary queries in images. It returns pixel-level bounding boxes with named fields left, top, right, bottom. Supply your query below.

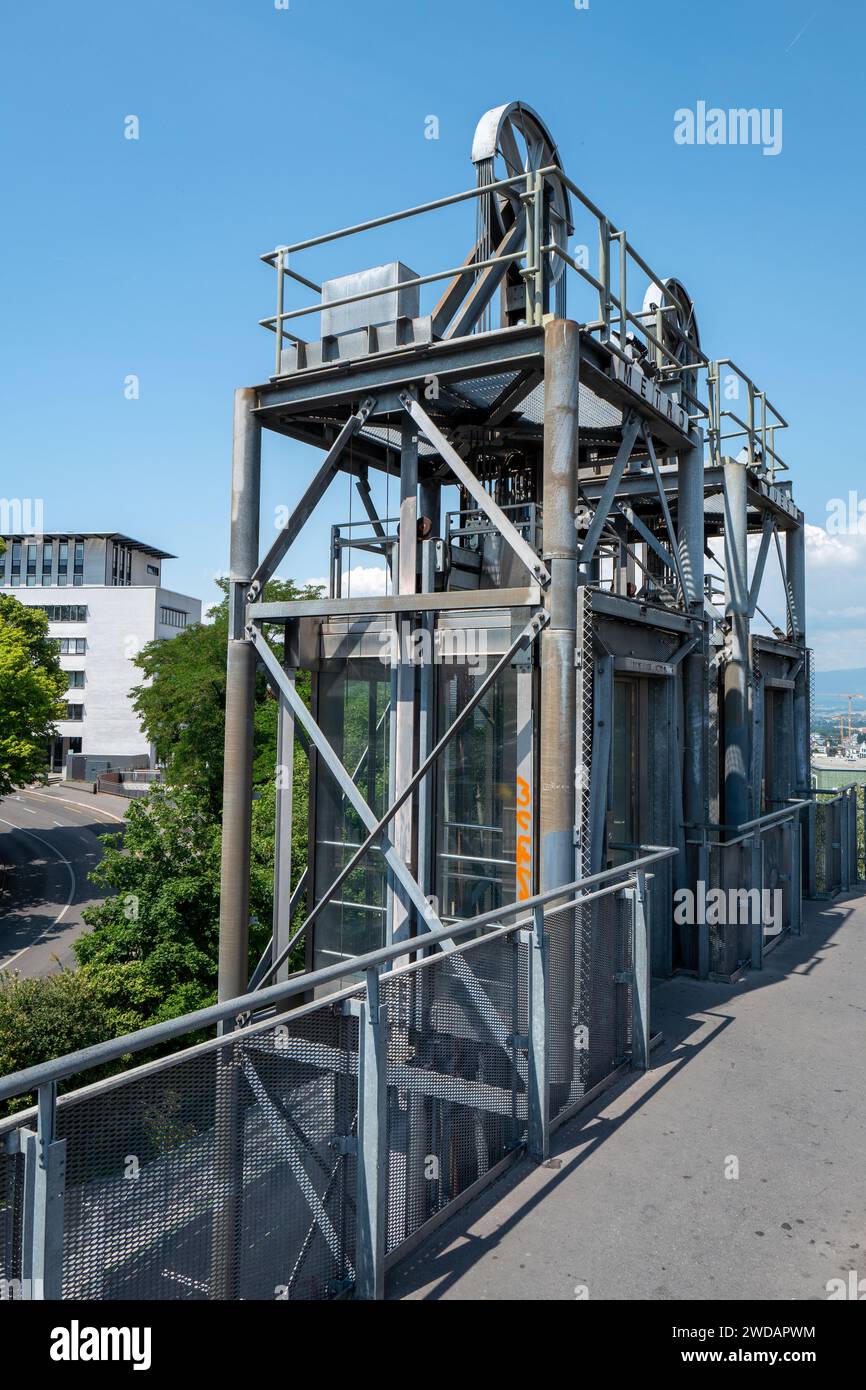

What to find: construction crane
left=843, top=694, right=864, bottom=741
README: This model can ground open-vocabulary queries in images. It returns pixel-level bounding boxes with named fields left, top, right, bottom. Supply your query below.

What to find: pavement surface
left=389, top=891, right=866, bottom=1301
left=0, top=783, right=126, bottom=977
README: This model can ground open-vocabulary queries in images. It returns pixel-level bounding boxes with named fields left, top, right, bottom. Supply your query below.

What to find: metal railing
left=688, top=802, right=809, bottom=978
left=258, top=162, right=784, bottom=449
left=813, top=784, right=863, bottom=897
left=0, top=846, right=676, bottom=1302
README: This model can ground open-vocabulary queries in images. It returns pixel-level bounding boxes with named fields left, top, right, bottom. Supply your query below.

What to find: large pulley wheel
left=471, top=101, right=572, bottom=281
left=642, top=277, right=701, bottom=374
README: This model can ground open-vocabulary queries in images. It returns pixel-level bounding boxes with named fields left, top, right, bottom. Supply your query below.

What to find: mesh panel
left=0, top=1146, right=25, bottom=1298
left=382, top=931, right=527, bottom=1254
left=56, top=1000, right=359, bottom=1301
left=707, top=842, right=752, bottom=975
left=547, top=891, right=636, bottom=1119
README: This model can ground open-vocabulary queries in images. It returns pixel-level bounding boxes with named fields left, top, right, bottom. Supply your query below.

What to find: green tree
left=130, top=577, right=320, bottom=813
left=0, top=969, right=119, bottom=1117
left=76, top=784, right=278, bottom=1022
left=0, top=595, right=65, bottom=795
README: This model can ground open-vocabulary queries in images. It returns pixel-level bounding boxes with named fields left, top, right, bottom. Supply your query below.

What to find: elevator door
left=609, top=677, right=639, bottom=867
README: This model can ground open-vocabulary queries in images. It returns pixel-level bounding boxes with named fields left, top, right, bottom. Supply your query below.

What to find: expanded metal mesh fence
left=0, top=853, right=662, bottom=1302
left=549, top=890, right=636, bottom=1119
left=707, top=841, right=750, bottom=977
left=814, top=789, right=860, bottom=897
left=0, top=1145, right=24, bottom=1298
left=54, top=998, right=360, bottom=1301
left=383, top=929, right=528, bottom=1254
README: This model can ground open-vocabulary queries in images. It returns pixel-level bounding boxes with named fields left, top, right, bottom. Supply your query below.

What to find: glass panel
left=435, top=662, right=518, bottom=921
left=609, top=678, right=637, bottom=867
left=312, top=659, right=391, bottom=971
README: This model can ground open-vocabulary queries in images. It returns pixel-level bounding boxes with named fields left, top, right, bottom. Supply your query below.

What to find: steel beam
left=578, top=411, right=641, bottom=571
left=250, top=586, right=542, bottom=620
left=249, top=398, right=376, bottom=595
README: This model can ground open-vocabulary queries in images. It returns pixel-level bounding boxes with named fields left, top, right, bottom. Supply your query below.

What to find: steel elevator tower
left=218, top=99, right=811, bottom=1088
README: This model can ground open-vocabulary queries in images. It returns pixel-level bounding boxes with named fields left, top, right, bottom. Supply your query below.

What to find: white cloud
left=303, top=564, right=388, bottom=598
left=707, top=524, right=866, bottom=671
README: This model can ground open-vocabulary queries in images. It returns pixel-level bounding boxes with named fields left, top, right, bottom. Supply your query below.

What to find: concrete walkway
left=390, top=892, right=866, bottom=1301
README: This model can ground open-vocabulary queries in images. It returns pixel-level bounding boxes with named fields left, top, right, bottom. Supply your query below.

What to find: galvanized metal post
left=273, top=663, right=296, bottom=983
left=356, top=968, right=389, bottom=1300
left=789, top=815, right=803, bottom=935
left=21, top=1081, right=66, bottom=1300
left=679, top=428, right=707, bottom=846
left=219, top=386, right=262, bottom=1003
left=749, top=834, right=764, bottom=969
left=722, top=457, right=751, bottom=829
left=213, top=387, right=260, bottom=1302
left=390, top=414, right=418, bottom=947
left=527, top=904, right=550, bottom=1161
left=805, top=796, right=818, bottom=900
left=697, top=835, right=710, bottom=979
left=416, top=479, right=440, bottom=898
left=630, top=871, right=651, bottom=1070
left=540, top=319, right=579, bottom=1096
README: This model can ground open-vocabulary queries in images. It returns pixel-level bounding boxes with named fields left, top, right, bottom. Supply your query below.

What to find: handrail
left=0, top=846, right=677, bottom=1105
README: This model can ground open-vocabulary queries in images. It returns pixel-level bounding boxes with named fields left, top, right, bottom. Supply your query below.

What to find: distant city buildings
left=1, top=533, right=201, bottom=772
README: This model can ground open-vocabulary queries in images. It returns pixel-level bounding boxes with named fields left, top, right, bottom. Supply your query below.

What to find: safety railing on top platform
left=0, top=846, right=676, bottom=1303
left=259, top=163, right=711, bottom=406
left=813, top=784, right=863, bottom=897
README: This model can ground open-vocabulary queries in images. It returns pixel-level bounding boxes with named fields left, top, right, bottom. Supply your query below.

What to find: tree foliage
left=129, top=577, right=320, bottom=813
left=74, top=577, right=319, bottom=1021
left=0, top=595, right=66, bottom=795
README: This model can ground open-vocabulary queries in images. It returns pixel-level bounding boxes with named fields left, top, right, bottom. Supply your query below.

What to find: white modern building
left=0, top=533, right=202, bottom=772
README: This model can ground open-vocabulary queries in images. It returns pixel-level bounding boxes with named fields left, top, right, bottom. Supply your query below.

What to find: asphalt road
left=0, top=784, right=127, bottom=977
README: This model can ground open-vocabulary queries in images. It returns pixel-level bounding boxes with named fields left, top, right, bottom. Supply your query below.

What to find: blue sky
left=1, top=0, right=864, bottom=666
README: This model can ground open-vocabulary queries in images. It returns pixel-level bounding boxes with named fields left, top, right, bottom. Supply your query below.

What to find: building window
left=73, top=539, right=84, bottom=587
left=147, top=563, right=159, bottom=576
left=11, top=541, right=21, bottom=586
left=42, top=541, right=53, bottom=585
left=66, top=670, right=85, bottom=688
left=160, top=606, right=188, bottom=629
left=26, top=544, right=37, bottom=586
left=59, top=637, right=86, bottom=655
left=65, top=704, right=84, bottom=721
left=36, top=605, right=87, bottom=622
left=57, top=540, right=68, bottom=586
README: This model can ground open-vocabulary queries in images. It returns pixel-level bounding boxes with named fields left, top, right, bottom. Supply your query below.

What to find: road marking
left=16, top=788, right=125, bottom=824
left=0, top=817, right=77, bottom=970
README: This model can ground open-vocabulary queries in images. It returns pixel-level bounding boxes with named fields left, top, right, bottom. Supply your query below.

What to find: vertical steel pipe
left=722, top=457, right=751, bottom=829
left=786, top=520, right=810, bottom=796
left=218, top=387, right=262, bottom=1004
left=540, top=318, right=579, bottom=1088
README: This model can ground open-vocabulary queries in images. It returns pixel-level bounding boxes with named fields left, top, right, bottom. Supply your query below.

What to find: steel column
left=540, top=319, right=579, bottom=1091
left=786, top=523, right=810, bottom=798
left=273, top=665, right=296, bottom=983
left=722, top=457, right=751, bottom=828
left=218, top=387, right=262, bottom=1005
